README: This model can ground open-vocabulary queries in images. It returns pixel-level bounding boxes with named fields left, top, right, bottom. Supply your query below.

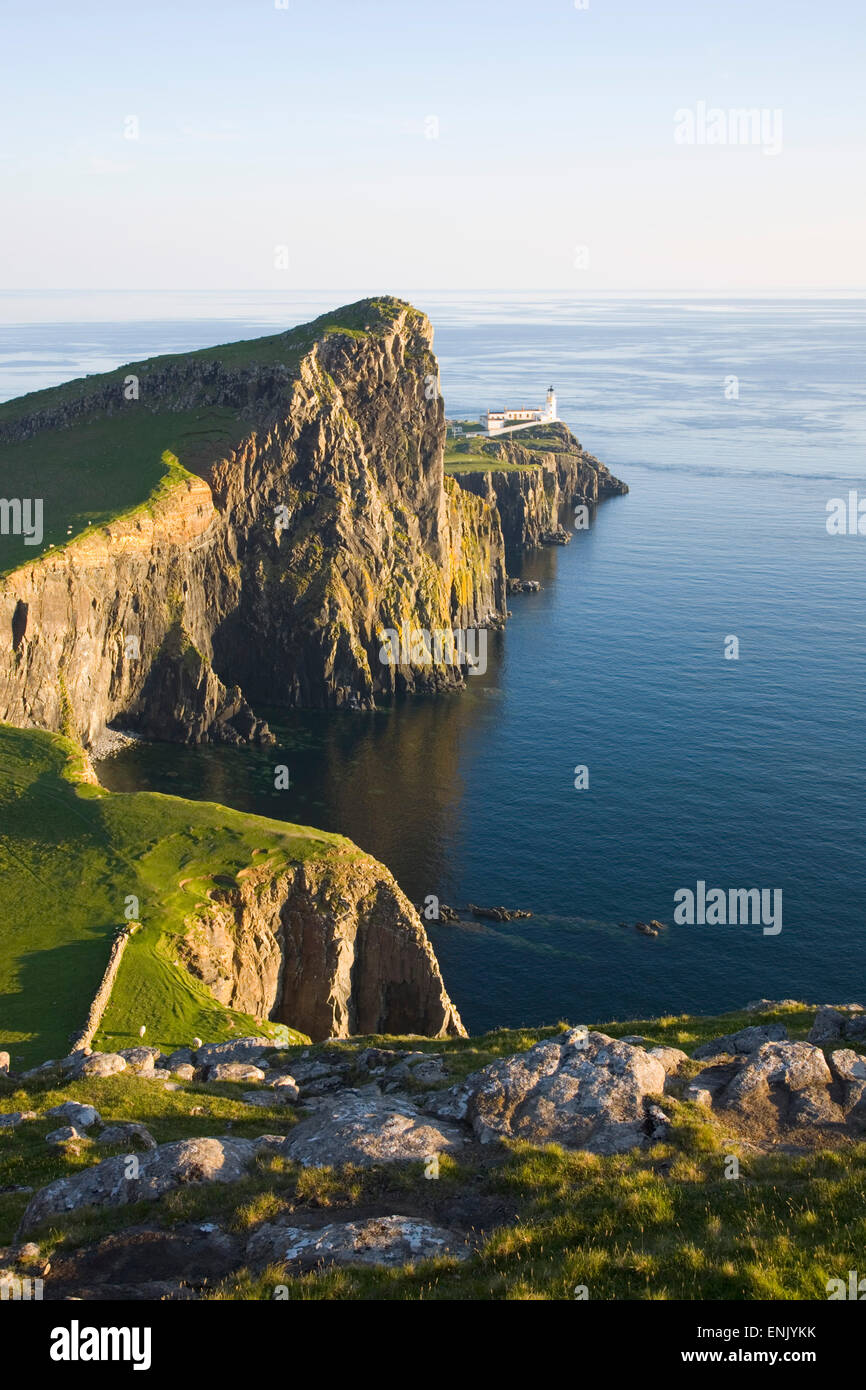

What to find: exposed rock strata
left=452, top=423, right=627, bottom=557
left=175, top=852, right=465, bottom=1041
left=0, top=300, right=506, bottom=746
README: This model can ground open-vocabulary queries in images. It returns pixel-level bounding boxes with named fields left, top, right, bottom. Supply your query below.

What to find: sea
left=2, top=290, right=864, bottom=1032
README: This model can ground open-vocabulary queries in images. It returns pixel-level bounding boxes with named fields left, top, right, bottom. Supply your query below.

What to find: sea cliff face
left=451, top=423, right=628, bottom=557
left=0, top=299, right=506, bottom=747
left=177, top=851, right=464, bottom=1041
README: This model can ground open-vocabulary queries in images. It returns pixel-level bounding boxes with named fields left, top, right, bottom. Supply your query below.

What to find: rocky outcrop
left=246, top=1215, right=469, bottom=1271
left=0, top=299, right=507, bottom=747
left=19, top=1137, right=258, bottom=1234
left=175, top=850, right=465, bottom=1041
left=277, top=1087, right=465, bottom=1168
left=427, top=1029, right=667, bottom=1154
left=452, top=422, right=627, bottom=557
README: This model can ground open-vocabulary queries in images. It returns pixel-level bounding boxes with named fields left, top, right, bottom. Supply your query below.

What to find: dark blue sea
left=3, top=292, right=865, bottom=1030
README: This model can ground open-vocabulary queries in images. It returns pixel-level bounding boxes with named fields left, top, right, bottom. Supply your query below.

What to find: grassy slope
left=2, top=1005, right=864, bottom=1299
left=0, top=297, right=407, bottom=578
left=0, top=725, right=372, bottom=1065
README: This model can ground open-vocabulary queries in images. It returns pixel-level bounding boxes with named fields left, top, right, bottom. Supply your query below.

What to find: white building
left=486, top=386, right=557, bottom=435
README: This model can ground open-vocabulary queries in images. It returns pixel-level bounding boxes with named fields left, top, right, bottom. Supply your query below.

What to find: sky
left=1, top=0, right=864, bottom=294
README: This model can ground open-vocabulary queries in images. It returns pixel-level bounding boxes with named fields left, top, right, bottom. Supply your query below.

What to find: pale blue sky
left=2, top=0, right=864, bottom=292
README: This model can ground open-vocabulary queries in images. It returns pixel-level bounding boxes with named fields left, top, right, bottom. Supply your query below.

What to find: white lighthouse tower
left=543, top=385, right=557, bottom=422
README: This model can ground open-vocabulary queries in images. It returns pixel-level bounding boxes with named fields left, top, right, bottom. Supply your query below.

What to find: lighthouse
left=544, top=385, right=557, bottom=422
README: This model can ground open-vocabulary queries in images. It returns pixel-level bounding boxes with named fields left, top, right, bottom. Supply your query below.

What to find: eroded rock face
left=20, top=1137, right=256, bottom=1234
left=453, top=424, right=627, bottom=559
left=279, top=1088, right=465, bottom=1168
left=432, top=1030, right=666, bottom=1154
left=179, top=855, right=465, bottom=1041
left=0, top=300, right=508, bottom=745
left=246, top=1215, right=469, bottom=1271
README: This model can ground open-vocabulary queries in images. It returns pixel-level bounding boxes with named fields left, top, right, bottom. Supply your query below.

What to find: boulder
left=693, top=1024, right=788, bottom=1060
left=172, top=1064, right=196, bottom=1081
left=242, top=1090, right=296, bottom=1108
left=167, top=1048, right=196, bottom=1070
left=0, top=1111, right=36, bottom=1129
left=196, top=1038, right=271, bottom=1068
left=20, top=1136, right=256, bottom=1234
left=97, top=1123, right=158, bottom=1151
left=207, top=1062, right=267, bottom=1083
left=117, top=1047, right=160, bottom=1074
left=827, top=1049, right=866, bottom=1085
left=437, top=1030, right=666, bottom=1155
left=75, top=1052, right=127, bottom=1079
left=280, top=1088, right=464, bottom=1168
left=808, top=1008, right=846, bottom=1043
left=0, top=1051, right=10, bottom=1075
left=719, top=1041, right=833, bottom=1120
left=648, top=1046, right=690, bottom=1075
left=46, top=1125, right=85, bottom=1145
left=246, top=1215, right=469, bottom=1271
left=46, top=1102, right=101, bottom=1130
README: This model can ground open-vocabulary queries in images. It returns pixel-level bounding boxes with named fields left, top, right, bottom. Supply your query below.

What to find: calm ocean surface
left=3, top=293, right=865, bottom=1031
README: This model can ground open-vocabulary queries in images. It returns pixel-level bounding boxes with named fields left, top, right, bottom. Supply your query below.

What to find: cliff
left=446, top=421, right=627, bottom=557
left=0, top=725, right=464, bottom=1063
left=0, top=298, right=506, bottom=748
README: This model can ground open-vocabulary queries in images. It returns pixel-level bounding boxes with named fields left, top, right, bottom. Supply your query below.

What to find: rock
left=356, top=1049, right=404, bottom=1073
left=167, top=1048, right=195, bottom=1070
left=386, top=1053, right=446, bottom=1084
left=693, top=1024, right=788, bottom=1060
left=20, top=1137, right=257, bottom=1233
left=719, top=1042, right=833, bottom=1120
left=647, top=1103, right=672, bottom=1140
left=0, top=1052, right=9, bottom=1075
left=648, top=1046, right=689, bottom=1075
left=467, top=904, right=532, bottom=922
left=241, top=1089, right=296, bottom=1108
left=827, top=1049, right=866, bottom=1084
left=441, top=1029, right=666, bottom=1154
left=0, top=1111, right=36, bottom=1129
left=266, top=1073, right=300, bottom=1095
left=46, top=1126, right=85, bottom=1145
left=634, top=922, right=659, bottom=937
left=207, top=1062, right=267, bottom=1083
left=172, top=1064, right=196, bottom=1081
left=97, top=1123, right=158, bottom=1151
left=288, top=1058, right=349, bottom=1084
left=196, top=1038, right=271, bottom=1068
left=685, top=1086, right=714, bottom=1108
left=788, top=1090, right=845, bottom=1128
left=46, top=1102, right=101, bottom=1130
left=808, top=1008, right=846, bottom=1043
left=246, top=1215, right=469, bottom=1271
left=279, top=1089, right=465, bottom=1168
left=117, top=1046, right=160, bottom=1074
left=620, top=1036, right=649, bottom=1046
left=75, top=1052, right=128, bottom=1079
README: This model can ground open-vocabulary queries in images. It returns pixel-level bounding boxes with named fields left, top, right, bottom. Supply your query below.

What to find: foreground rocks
left=427, top=1030, right=667, bottom=1154
left=279, top=1089, right=465, bottom=1168
left=20, top=1138, right=257, bottom=1235
left=246, top=1215, right=469, bottom=1271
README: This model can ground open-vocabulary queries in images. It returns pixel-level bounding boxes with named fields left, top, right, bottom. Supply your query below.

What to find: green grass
left=0, top=725, right=375, bottom=1065
left=0, top=296, right=414, bottom=578
left=3, top=1004, right=864, bottom=1298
